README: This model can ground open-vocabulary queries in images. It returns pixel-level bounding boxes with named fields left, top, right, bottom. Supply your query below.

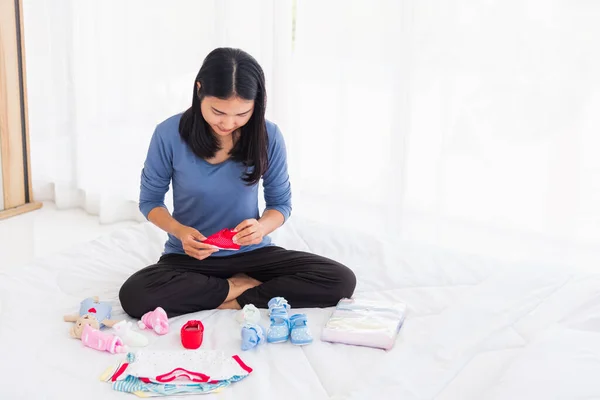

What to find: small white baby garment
left=115, top=350, right=252, bottom=383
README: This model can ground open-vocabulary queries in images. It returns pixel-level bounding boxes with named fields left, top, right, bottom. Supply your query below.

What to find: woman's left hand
left=233, top=219, right=265, bottom=246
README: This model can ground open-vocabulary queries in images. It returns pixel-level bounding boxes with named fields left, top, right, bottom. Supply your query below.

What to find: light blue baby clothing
left=79, top=297, right=112, bottom=328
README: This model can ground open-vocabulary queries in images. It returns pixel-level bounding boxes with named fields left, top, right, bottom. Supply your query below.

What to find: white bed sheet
left=1, top=218, right=600, bottom=399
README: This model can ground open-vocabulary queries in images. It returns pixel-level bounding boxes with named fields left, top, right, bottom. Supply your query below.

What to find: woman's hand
left=233, top=219, right=265, bottom=246
left=174, top=225, right=219, bottom=260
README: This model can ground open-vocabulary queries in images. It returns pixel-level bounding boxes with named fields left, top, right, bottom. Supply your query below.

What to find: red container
left=181, top=320, right=204, bottom=349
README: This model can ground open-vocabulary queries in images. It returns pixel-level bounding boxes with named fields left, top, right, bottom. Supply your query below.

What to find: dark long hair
left=179, top=48, right=268, bottom=185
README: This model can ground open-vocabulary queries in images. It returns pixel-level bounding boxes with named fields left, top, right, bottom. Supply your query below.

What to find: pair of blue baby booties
left=241, top=297, right=313, bottom=350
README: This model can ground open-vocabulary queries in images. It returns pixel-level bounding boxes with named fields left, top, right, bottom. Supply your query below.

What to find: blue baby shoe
left=267, top=297, right=292, bottom=343
left=241, top=323, right=264, bottom=351
left=289, top=314, right=313, bottom=345
left=268, top=297, right=290, bottom=312
left=267, top=307, right=290, bottom=343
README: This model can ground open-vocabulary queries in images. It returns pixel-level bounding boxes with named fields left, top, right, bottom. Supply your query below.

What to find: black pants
left=119, top=246, right=356, bottom=318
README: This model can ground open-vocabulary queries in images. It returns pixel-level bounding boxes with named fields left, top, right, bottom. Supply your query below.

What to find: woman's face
left=200, top=93, right=255, bottom=137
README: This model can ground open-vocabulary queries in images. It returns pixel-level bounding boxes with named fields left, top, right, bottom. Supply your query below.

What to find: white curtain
left=23, top=0, right=292, bottom=223
left=24, top=0, right=600, bottom=264
left=289, top=0, right=600, bottom=265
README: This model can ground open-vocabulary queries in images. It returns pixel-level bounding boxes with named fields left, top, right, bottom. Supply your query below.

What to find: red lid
left=181, top=320, right=204, bottom=349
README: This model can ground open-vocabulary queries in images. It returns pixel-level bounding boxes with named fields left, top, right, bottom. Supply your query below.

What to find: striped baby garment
left=100, top=350, right=252, bottom=397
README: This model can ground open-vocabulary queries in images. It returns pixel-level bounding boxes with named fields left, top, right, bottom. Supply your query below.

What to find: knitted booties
left=138, top=307, right=169, bottom=335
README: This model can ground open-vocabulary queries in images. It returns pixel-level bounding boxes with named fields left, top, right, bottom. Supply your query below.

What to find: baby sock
left=113, top=320, right=149, bottom=347
left=241, top=323, right=265, bottom=351
left=138, top=307, right=169, bottom=335
left=236, top=304, right=264, bottom=350
left=236, top=304, right=261, bottom=325
left=81, top=324, right=127, bottom=354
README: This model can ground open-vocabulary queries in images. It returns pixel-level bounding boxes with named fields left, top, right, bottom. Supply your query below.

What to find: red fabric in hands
left=202, top=229, right=240, bottom=250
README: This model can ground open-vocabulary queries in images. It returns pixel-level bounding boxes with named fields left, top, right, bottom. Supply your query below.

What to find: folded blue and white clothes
left=321, top=298, right=407, bottom=350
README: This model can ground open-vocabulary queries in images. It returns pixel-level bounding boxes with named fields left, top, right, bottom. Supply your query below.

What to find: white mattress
left=1, top=218, right=600, bottom=399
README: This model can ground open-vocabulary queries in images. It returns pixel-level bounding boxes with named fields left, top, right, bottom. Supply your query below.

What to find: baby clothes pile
left=321, top=298, right=407, bottom=350
left=100, top=350, right=252, bottom=397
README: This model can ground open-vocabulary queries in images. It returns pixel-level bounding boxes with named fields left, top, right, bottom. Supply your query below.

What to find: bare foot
left=217, top=300, right=241, bottom=310
left=219, top=274, right=262, bottom=305
left=228, top=273, right=262, bottom=289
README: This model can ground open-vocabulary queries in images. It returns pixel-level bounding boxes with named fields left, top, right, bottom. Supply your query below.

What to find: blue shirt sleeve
left=139, top=126, right=173, bottom=219
left=263, top=124, right=292, bottom=221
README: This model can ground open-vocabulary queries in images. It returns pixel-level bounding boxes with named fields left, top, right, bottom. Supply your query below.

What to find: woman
left=119, top=48, right=356, bottom=318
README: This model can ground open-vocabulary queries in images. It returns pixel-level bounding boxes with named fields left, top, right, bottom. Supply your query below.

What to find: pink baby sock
left=81, top=324, right=127, bottom=354
left=138, top=307, right=169, bottom=335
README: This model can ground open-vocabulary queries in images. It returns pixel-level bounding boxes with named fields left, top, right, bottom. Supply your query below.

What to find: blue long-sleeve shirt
left=139, top=114, right=292, bottom=257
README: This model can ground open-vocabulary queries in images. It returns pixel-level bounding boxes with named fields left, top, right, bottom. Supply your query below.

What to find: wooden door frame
left=0, top=0, right=41, bottom=220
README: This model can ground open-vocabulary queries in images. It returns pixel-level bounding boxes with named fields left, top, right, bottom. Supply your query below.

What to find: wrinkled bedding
left=1, top=218, right=599, bottom=399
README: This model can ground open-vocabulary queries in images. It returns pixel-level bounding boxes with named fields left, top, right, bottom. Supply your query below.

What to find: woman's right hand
left=174, top=225, right=219, bottom=260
